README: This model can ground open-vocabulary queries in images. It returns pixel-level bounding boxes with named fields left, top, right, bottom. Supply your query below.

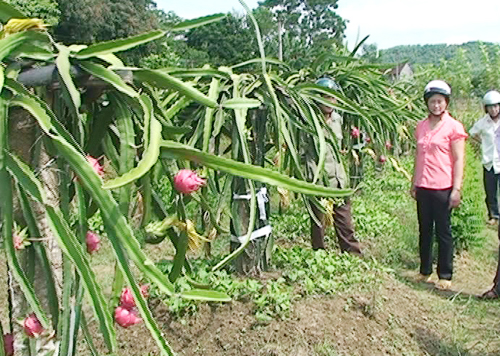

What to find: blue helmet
left=316, top=77, right=341, bottom=91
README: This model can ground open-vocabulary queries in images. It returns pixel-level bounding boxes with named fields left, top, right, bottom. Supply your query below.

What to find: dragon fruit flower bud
left=86, top=155, right=104, bottom=177
left=114, top=306, right=142, bottom=328
left=13, top=227, right=30, bottom=250
left=385, top=141, right=393, bottom=149
left=86, top=231, right=100, bottom=254
left=173, top=169, right=206, bottom=195
left=3, top=333, right=14, bottom=356
left=14, top=234, right=23, bottom=250
left=350, top=127, right=360, bottom=139
left=119, top=287, right=135, bottom=309
left=140, top=284, right=150, bottom=298
left=23, top=314, right=44, bottom=338
left=379, top=155, right=387, bottom=163
left=13, top=234, right=27, bottom=250
left=120, top=285, right=150, bottom=309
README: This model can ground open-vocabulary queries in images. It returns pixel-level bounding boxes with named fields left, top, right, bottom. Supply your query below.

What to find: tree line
left=363, top=41, right=498, bottom=70
left=6, top=0, right=348, bottom=68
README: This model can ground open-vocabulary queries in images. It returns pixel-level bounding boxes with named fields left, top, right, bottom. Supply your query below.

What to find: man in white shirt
left=479, top=91, right=500, bottom=299
left=470, top=90, right=500, bottom=225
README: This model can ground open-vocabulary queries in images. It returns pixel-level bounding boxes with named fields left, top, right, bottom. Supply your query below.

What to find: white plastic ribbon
left=233, top=187, right=269, bottom=221
left=233, top=193, right=252, bottom=200
left=256, top=187, right=268, bottom=221
left=230, top=225, right=272, bottom=244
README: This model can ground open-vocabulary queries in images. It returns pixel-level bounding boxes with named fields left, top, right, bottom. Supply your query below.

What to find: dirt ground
left=93, top=247, right=500, bottom=356
left=0, top=259, right=8, bottom=327
left=4, top=231, right=500, bottom=356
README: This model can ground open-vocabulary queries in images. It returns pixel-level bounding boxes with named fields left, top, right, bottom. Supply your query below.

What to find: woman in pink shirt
left=411, top=80, right=467, bottom=290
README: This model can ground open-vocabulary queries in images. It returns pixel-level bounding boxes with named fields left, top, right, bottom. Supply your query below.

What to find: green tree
left=53, top=0, right=161, bottom=64
left=413, top=48, right=473, bottom=100
left=140, top=9, right=211, bottom=69
left=185, top=13, right=257, bottom=66
left=139, top=43, right=181, bottom=69
left=139, top=10, right=182, bottom=68
left=54, top=0, right=159, bottom=43
left=259, top=0, right=346, bottom=66
left=378, top=41, right=499, bottom=69
left=5, top=0, right=60, bottom=25
left=473, top=43, right=500, bottom=95
left=175, top=8, right=281, bottom=68
left=252, top=7, right=279, bottom=58
left=360, top=43, right=379, bottom=63
left=153, top=8, right=182, bottom=28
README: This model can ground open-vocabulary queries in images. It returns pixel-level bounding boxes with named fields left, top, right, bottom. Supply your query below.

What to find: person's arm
left=449, top=138, right=466, bottom=208
left=470, top=133, right=481, bottom=142
left=469, top=120, right=482, bottom=142
left=411, top=123, right=421, bottom=199
left=411, top=145, right=419, bottom=199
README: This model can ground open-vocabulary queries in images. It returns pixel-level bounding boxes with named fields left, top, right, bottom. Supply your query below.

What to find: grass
left=416, top=289, right=500, bottom=355
left=314, top=341, right=340, bottom=356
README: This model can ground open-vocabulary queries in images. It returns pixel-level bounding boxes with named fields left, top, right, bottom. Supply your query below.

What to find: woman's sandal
left=478, top=289, right=500, bottom=300
left=416, top=274, right=432, bottom=283
left=435, top=279, right=452, bottom=290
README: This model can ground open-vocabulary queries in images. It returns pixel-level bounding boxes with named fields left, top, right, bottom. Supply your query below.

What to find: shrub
left=451, top=142, right=487, bottom=250
left=270, top=200, right=310, bottom=246
left=351, top=157, right=418, bottom=265
left=153, top=246, right=385, bottom=321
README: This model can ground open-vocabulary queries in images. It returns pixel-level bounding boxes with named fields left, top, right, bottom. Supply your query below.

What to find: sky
left=158, top=0, right=500, bottom=50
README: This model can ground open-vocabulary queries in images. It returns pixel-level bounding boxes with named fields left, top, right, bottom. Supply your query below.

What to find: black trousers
left=310, top=199, right=362, bottom=255
left=491, top=227, right=500, bottom=293
left=483, top=167, right=500, bottom=220
left=416, top=187, right=453, bottom=280
left=493, top=249, right=500, bottom=294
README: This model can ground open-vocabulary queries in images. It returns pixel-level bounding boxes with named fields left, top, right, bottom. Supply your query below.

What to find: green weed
left=314, top=341, right=340, bottom=356
left=270, top=200, right=310, bottom=246
left=273, top=247, right=387, bottom=296
left=153, top=246, right=386, bottom=321
left=351, top=157, right=419, bottom=266
left=451, top=142, right=487, bottom=250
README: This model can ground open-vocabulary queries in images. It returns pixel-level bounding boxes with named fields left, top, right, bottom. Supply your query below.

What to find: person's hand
left=471, top=134, right=481, bottom=144
left=449, top=188, right=461, bottom=208
left=410, top=185, right=417, bottom=200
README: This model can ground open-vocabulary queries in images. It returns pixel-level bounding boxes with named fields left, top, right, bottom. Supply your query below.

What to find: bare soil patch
left=6, top=231, right=500, bottom=356
left=88, top=264, right=499, bottom=356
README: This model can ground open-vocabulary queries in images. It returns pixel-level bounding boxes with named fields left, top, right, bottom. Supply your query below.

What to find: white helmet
left=483, top=90, right=500, bottom=106
left=424, top=80, right=451, bottom=101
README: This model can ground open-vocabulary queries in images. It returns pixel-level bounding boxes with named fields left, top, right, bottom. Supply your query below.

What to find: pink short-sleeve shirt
left=414, top=112, right=468, bottom=189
